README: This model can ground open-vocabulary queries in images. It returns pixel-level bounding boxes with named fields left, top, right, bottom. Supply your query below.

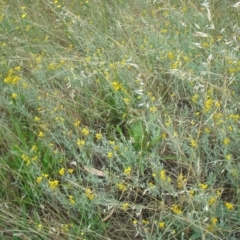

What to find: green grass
left=1, top=0, right=240, bottom=239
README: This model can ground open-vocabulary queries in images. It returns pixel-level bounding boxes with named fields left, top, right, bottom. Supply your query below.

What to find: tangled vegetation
left=1, top=0, right=240, bottom=239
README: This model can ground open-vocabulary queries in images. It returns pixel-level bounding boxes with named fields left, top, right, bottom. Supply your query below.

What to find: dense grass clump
left=1, top=0, right=240, bottom=239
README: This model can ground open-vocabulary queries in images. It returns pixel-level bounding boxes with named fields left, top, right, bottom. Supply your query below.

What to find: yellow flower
left=31, top=145, right=38, bottom=152
left=204, top=99, right=213, bottom=113
left=38, top=131, right=44, bottom=138
left=225, top=202, right=234, bottom=210
left=59, top=168, right=65, bottom=176
left=160, top=170, right=166, bottom=180
left=162, top=132, right=167, bottom=139
left=223, top=138, right=230, bottom=145
left=22, top=154, right=31, bottom=165
left=69, top=195, right=75, bottom=204
left=177, top=174, right=186, bottom=189
left=225, top=154, right=231, bottom=160
left=190, top=139, right=197, bottom=148
left=81, top=127, right=90, bottom=136
left=116, top=183, right=127, bottom=192
left=123, top=98, right=130, bottom=105
left=112, top=81, right=122, bottom=91
left=124, top=167, right=132, bottom=175
left=211, top=217, right=217, bottom=225
left=122, top=203, right=129, bottom=211
left=37, top=224, right=43, bottom=230
left=95, top=133, right=102, bottom=141
left=142, top=219, right=149, bottom=225
left=170, top=204, right=182, bottom=214
left=77, top=139, right=85, bottom=146
left=74, top=120, right=80, bottom=127
left=205, top=128, right=211, bottom=133
left=36, top=176, right=43, bottom=184
left=85, top=188, right=94, bottom=200
left=68, top=169, right=74, bottom=174
left=48, top=180, right=59, bottom=190
left=150, top=106, right=157, bottom=112
left=11, top=93, right=17, bottom=99
left=189, top=190, right=195, bottom=197
left=167, top=51, right=174, bottom=60
left=132, top=220, right=137, bottom=225
left=199, top=183, right=208, bottom=190
left=158, top=221, right=165, bottom=229
left=208, top=197, right=216, bottom=206
left=107, top=152, right=113, bottom=158
left=191, top=94, right=198, bottom=104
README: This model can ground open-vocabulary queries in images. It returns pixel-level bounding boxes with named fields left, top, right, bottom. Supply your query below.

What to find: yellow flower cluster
left=225, top=202, right=234, bottom=210
left=207, top=217, right=218, bottom=232
left=36, top=173, right=49, bottom=184
left=59, top=168, right=65, bottom=176
left=159, top=169, right=171, bottom=182
left=116, top=182, right=127, bottom=192
left=95, top=133, right=102, bottom=141
left=170, top=204, right=182, bottom=214
left=48, top=180, right=59, bottom=190
left=85, top=188, right=94, bottom=200
left=203, top=98, right=213, bottom=113
left=124, top=166, right=132, bottom=175
left=22, top=152, right=38, bottom=165
left=69, top=195, right=75, bottom=204
left=4, top=66, right=21, bottom=85
left=77, top=139, right=85, bottom=147
left=107, top=152, right=113, bottom=158
left=112, top=81, right=123, bottom=91
left=158, top=221, right=165, bottom=229
left=199, top=183, right=208, bottom=190
left=81, top=127, right=90, bottom=136
left=208, top=197, right=216, bottom=206
left=177, top=174, right=187, bottom=189
left=122, top=203, right=129, bottom=210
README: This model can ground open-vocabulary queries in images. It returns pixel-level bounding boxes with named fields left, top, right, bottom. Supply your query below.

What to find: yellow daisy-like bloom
left=124, top=167, right=132, bottom=175
left=69, top=195, right=75, bottom=204
left=74, top=120, right=80, bottom=127
left=36, top=176, right=43, bottom=184
left=225, top=202, right=234, bottom=210
left=77, top=139, right=85, bottom=146
left=211, top=217, right=217, bottom=225
left=199, top=183, right=208, bottom=190
left=59, top=168, right=65, bottom=176
left=158, top=221, right=165, bottom=229
left=122, top=203, right=129, bottom=211
left=107, top=152, right=113, bottom=159
left=170, top=204, right=182, bottom=214
left=82, top=127, right=90, bottom=136
left=190, top=139, right=197, bottom=148
left=95, top=133, right=102, bottom=141
left=38, top=131, right=44, bottom=138
left=11, top=93, right=17, bottom=99
left=85, top=188, right=94, bottom=200
left=160, top=170, right=166, bottom=180
left=208, top=197, right=216, bottom=206
left=48, top=180, right=59, bottom=190
left=150, top=106, right=157, bottom=112
left=116, top=183, right=127, bottom=192
left=223, top=138, right=230, bottom=145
